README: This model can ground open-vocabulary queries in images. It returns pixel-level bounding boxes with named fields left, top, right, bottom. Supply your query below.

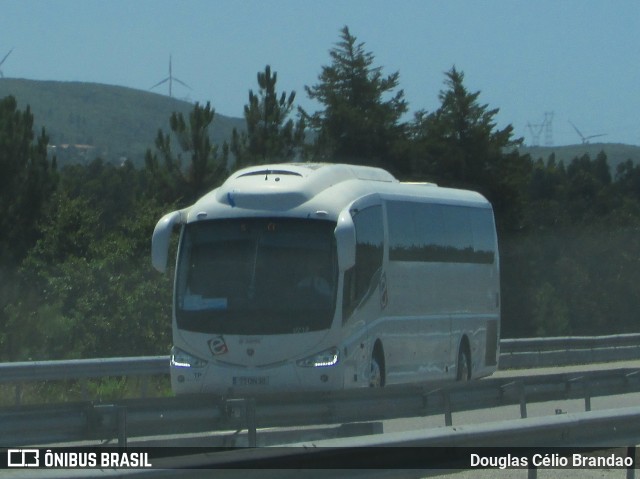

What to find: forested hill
left=2, top=79, right=639, bottom=171
left=520, top=143, right=640, bottom=173
left=0, top=78, right=244, bottom=167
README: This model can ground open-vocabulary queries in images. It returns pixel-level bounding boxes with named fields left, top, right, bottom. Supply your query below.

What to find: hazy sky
left=1, top=0, right=638, bottom=146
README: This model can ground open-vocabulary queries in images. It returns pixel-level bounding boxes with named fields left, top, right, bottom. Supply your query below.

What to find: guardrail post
left=86, top=404, right=128, bottom=446
left=499, top=381, right=527, bottom=419
left=627, top=446, right=635, bottom=479
left=568, top=376, right=592, bottom=412
left=584, top=380, right=591, bottom=412
left=117, top=406, right=127, bottom=448
left=443, top=391, right=452, bottom=427
left=226, top=398, right=258, bottom=447
left=518, top=381, right=527, bottom=419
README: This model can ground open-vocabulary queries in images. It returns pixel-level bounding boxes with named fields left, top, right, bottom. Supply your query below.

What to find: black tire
left=457, top=346, right=471, bottom=382
left=369, top=348, right=385, bottom=387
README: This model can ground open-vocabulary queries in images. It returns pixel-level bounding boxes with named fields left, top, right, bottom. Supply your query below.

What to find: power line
left=526, top=112, right=554, bottom=146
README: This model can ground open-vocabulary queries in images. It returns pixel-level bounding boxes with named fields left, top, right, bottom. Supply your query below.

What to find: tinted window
left=175, top=218, right=338, bottom=334
left=388, top=201, right=495, bottom=264
left=343, top=206, right=383, bottom=319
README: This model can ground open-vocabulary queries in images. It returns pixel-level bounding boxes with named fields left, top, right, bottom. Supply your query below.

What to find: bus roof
left=185, top=163, right=491, bottom=223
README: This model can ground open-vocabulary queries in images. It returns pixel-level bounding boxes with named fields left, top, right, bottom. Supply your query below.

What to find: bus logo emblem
left=246, top=348, right=255, bottom=356
left=208, top=336, right=228, bottom=356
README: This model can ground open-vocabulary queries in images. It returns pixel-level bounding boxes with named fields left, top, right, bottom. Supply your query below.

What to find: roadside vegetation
left=2, top=25, right=639, bottom=374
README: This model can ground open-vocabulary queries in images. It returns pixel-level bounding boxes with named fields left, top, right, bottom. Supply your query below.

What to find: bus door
left=341, top=204, right=385, bottom=385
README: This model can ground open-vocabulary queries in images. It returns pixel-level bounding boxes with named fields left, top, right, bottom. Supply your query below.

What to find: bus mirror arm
left=152, top=210, right=184, bottom=273
left=335, top=209, right=356, bottom=272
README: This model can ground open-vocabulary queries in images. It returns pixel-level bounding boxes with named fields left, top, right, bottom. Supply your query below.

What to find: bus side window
left=343, top=206, right=383, bottom=322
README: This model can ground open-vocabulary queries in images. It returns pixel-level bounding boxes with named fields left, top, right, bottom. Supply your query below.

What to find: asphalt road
left=398, top=360, right=640, bottom=479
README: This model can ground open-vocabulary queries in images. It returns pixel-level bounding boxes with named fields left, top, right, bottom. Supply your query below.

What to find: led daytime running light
left=297, top=347, right=339, bottom=368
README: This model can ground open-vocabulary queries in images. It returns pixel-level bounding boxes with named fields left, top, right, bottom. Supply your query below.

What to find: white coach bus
left=152, top=163, right=500, bottom=395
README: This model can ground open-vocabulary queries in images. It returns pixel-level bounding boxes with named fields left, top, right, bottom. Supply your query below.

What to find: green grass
left=0, top=376, right=172, bottom=407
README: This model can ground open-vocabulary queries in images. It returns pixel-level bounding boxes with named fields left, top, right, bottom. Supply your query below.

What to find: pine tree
left=0, top=95, right=57, bottom=268
left=303, top=26, right=407, bottom=169
left=0, top=95, right=57, bottom=360
left=410, top=67, right=529, bottom=233
left=231, top=65, right=304, bottom=168
left=145, top=101, right=228, bottom=205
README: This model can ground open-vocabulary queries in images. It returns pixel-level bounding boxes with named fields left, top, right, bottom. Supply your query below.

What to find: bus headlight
left=171, top=346, right=208, bottom=368
left=296, top=347, right=339, bottom=368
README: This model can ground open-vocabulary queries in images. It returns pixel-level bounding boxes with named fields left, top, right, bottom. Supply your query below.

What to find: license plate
left=232, top=376, right=269, bottom=386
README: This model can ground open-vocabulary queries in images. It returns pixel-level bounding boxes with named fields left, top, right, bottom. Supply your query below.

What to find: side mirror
left=335, top=209, right=356, bottom=272
left=152, top=210, right=183, bottom=273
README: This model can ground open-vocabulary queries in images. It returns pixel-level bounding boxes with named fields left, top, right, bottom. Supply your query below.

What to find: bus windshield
left=175, top=218, right=338, bottom=335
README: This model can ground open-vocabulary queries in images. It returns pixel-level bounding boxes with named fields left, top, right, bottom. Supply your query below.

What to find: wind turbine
left=568, top=120, right=607, bottom=144
left=0, top=48, right=13, bottom=78
left=150, top=55, right=191, bottom=97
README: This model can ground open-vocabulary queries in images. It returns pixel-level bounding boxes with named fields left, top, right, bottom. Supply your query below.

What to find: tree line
left=1, top=26, right=639, bottom=361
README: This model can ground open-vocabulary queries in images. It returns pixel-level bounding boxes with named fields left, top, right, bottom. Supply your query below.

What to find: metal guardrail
left=2, top=366, right=640, bottom=448
left=1, top=334, right=640, bottom=392
left=157, top=407, right=640, bottom=478
left=0, top=356, right=168, bottom=405
left=500, top=333, right=640, bottom=369
left=2, top=335, right=640, bottom=476
left=0, top=356, right=167, bottom=383
left=9, top=409, right=639, bottom=478
left=501, top=333, right=640, bottom=353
